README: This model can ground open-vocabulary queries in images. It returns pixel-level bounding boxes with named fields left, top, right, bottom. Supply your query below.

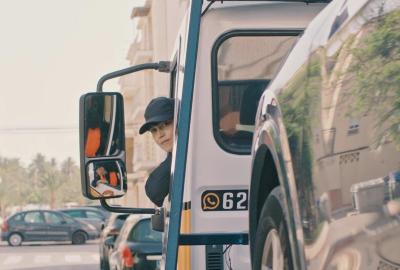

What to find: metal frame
left=96, top=61, right=170, bottom=92
left=179, top=233, right=248, bottom=246
left=100, top=199, right=155, bottom=214
left=164, top=0, right=203, bottom=268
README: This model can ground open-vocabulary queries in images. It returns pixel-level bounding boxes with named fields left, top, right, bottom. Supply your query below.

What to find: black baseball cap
left=139, top=97, right=174, bottom=134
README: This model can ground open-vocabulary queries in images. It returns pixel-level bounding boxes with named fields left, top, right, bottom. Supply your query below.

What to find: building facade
left=119, top=0, right=188, bottom=207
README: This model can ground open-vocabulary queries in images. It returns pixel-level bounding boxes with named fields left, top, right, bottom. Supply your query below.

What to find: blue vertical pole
left=165, top=0, right=203, bottom=269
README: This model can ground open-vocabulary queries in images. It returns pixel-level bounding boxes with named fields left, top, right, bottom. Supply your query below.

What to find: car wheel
left=252, top=187, right=293, bottom=270
left=7, top=233, right=23, bottom=246
left=71, top=231, right=87, bottom=245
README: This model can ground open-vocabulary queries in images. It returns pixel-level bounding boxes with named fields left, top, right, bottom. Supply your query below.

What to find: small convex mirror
left=79, top=92, right=127, bottom=199
left=87, top=160, right=126, bottom=198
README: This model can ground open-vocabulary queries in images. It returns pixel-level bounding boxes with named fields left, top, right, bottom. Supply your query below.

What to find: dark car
left=108, top=215, right=162, bottom=270
left=0, top=210, right=99, bottom=246
left=248, top=1, right=400, bottom=269
left=84, top=204, right=112, bottom=220
left=59, top=207, right=109, bottom=232
left=100, top=213, right=130, bottom=270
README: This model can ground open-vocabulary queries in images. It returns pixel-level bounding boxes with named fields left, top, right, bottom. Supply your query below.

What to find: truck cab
left=78, top=1, right=327, bottom=269
left=169, top=2, right=326, bottom=269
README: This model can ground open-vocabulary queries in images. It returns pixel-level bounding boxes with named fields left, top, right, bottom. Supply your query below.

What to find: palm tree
left=61, top=157, right=76, bottom=181
left=59, top=157, right=83, bottom=205
left=28, top=153, right=46, bottom=188
left=39, top=158, right=64, bottom=209
left=0, top=157, right=26, bottom=217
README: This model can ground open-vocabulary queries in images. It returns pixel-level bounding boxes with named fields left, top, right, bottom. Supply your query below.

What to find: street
left=0, top=240, right=100, bottom=270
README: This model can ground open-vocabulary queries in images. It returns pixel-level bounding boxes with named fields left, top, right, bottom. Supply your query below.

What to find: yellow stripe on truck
left=178, top=208, right=191, bottom=270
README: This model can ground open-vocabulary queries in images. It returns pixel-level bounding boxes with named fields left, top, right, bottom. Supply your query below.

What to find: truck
left=79, top=0, right=400, bottom=269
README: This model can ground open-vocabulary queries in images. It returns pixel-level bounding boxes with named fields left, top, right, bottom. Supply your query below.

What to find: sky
left=0, top=0, right=143, bottom=166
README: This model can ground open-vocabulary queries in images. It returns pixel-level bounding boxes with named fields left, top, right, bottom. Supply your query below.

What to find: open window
left=212, top=30, right=301, bottom=154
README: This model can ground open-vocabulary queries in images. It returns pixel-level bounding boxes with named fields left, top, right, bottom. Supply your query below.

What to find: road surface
left=0, top=240, right=100, bottom=270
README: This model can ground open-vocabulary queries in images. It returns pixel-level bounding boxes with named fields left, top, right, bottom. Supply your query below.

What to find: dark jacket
left=145, top=153, right=172, bottom=207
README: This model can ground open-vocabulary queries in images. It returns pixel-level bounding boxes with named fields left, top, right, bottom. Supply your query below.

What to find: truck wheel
left=71, top=231, right=87, bottom=245
left=252, top=188, right=293, bottom=270
left=8, top=233, right=23, bottom=246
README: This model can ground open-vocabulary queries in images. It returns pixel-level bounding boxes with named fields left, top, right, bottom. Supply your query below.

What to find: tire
left=7, top=233, right=23, bottom=246
left=252, top=187, right=293, bottom=270
left=71, top=231, right=87, bottom=245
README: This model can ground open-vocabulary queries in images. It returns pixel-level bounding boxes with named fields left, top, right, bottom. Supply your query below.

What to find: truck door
left=173, top=3, right=326, bottom=270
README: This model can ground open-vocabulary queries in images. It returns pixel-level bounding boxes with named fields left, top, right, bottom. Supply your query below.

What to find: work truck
left=79, top=0, right=400, bottom=269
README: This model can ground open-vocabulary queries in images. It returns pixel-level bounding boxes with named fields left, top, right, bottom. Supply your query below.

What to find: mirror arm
left=96, top=61, right=171, bottom=92
left=100, top=198, right=156, bottom=214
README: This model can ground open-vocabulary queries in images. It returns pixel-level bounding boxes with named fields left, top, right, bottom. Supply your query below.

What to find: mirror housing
left=78, top=62, right=170, bottom=213
left=151, top=208, right=165, bottom=232
left=79, top=92, right=127, bottom=200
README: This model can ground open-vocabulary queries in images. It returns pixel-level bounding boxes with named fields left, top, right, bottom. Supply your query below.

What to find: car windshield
left=86, top=210, right=104, bottom=220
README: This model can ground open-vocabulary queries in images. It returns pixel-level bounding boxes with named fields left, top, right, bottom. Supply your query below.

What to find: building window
left=348, top=119, right=360, bottom=135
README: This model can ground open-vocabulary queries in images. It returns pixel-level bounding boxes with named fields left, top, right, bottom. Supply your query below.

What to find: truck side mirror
left=79, top=92, right=127, bottom=200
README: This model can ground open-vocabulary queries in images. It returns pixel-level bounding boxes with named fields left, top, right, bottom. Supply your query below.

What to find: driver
left=139, top=97, right=174, bottom=207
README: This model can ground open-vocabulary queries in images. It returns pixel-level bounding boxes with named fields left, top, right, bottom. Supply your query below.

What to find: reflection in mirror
left=84, top=94, right=124, bottom=158
left=87, top=160, right=126, bottom=199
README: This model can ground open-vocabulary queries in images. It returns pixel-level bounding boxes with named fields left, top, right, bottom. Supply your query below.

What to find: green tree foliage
left=279, top=58, right=322, bottom=242
left=0, top=158, right=27, bottom=217
left=27, top=153, right=47, bottom=203
left=38, top=158, right=64, bottom=209
left=350, top=9, right=400, bottom=148
left=59, top=158, right=85, bottom=205
left=0, top=154, right=82, bottom=216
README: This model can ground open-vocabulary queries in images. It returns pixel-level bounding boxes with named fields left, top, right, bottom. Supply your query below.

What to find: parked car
left=0, top=210, right=99, bottom=246
left=108, top=215, right=162, bottom=270
left=84, top=204, right=112, bottom=219
left=59, top=207, right=108, bottom=232
left=100, top=213, right=130, bottom=270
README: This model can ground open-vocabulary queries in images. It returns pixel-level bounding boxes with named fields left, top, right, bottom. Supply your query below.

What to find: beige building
left=118, top=0, right=188, bottom=207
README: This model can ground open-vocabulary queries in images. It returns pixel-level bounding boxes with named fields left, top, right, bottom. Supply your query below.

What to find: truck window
left=212, top=32, right=299, bottom=154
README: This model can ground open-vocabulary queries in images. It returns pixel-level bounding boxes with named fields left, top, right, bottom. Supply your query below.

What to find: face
left=96, top=166, right=105, bottom=176
left=150, top=120, right=174, bottom=153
